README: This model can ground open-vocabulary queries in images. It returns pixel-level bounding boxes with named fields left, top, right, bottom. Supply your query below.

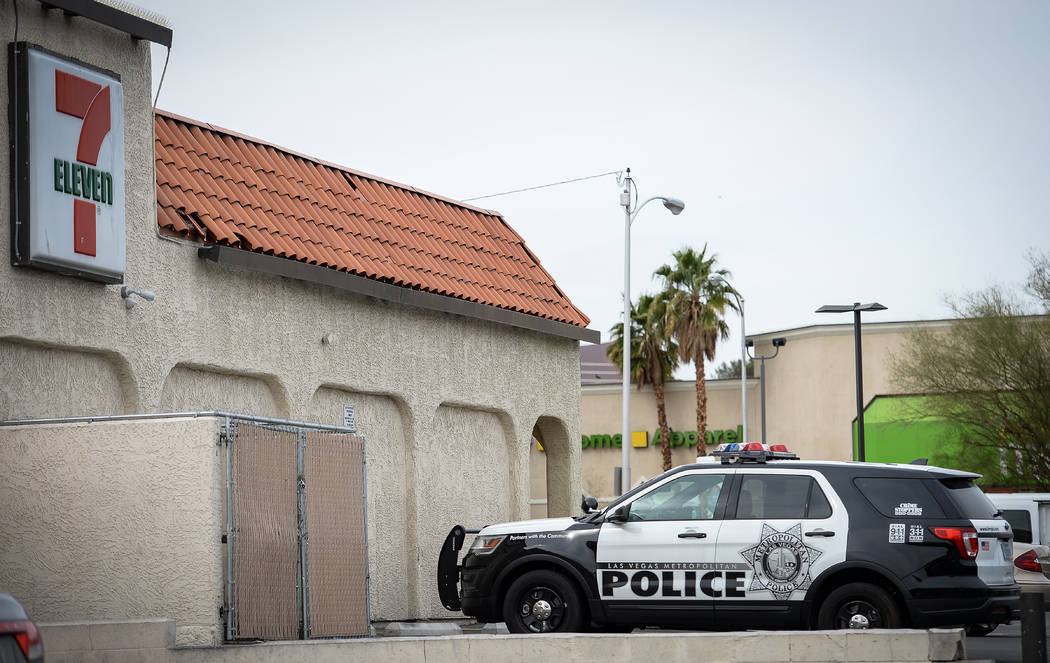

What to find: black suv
left=438, top=448, right=1019, bottom=633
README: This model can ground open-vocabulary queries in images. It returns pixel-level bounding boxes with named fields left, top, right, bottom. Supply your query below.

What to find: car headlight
left=469, top=534, right=505, bottom=555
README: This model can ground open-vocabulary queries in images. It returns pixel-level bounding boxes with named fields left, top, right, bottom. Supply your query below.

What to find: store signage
left=9, top=43, right=125, bottom=283
left=578, top=426, right=743, bottom=451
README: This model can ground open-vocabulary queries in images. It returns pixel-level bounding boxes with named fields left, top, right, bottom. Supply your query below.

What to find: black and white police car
left=437, top=444, right=1020, bottom=633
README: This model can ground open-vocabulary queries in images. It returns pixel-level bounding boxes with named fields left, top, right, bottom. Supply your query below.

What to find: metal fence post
left=223, top=418, right=236, bottom=641
left=296, top=430, right=311, bottom=639
left=1021, top=591, right=1047, bottom=663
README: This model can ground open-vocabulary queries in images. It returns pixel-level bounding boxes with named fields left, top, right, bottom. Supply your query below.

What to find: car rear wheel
left=817, top=582, right=902, bottom=630
left=502, top=570, right=585, bottom=633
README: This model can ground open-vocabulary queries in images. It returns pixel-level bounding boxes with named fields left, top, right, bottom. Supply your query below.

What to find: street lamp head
left=772, top=337, right=787, bottom=347
left=817, top=303, right=888, bottom=313
left=661, top=197, right=685, bottom=215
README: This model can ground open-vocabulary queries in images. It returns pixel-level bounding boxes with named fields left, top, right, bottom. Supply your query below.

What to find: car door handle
left=805, top=530, right=835, bottom=537
left=678, top=531, right=707, bottom=539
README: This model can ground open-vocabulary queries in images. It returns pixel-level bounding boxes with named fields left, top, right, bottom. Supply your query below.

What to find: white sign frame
left=9, top=42, right=126, bottom=283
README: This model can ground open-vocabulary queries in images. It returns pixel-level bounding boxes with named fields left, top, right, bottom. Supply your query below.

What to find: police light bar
left=711, top=442, right=798, bottom=464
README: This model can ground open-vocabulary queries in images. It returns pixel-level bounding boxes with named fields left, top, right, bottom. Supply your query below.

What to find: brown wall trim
left=198, top=245, right=601, bottom=343
left=39, top=0, right=173, bottom=47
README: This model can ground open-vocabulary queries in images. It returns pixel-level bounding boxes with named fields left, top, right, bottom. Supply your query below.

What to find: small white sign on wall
left=343, top=404, right=357, bottom=432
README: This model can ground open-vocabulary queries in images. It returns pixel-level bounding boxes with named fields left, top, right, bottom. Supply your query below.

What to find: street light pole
left=746, top=337, right=786, bottom=444
left=708, top=276, right=747, bottom=445
left=816, top=302, right=888, bottom=461
left=619, top=169, right=684, bottom=494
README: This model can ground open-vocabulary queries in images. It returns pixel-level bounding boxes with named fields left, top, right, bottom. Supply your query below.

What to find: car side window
left=628, top=473, right=726, bottom=521
left=1002, top=509, right=1033, bottom=544
left=853, top=477, right=946, bottom=519
left=734, top=475, right=832, bottom=520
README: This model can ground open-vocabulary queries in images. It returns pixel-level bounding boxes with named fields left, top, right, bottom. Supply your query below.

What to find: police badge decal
left=739, top=523, right=823, bottom=600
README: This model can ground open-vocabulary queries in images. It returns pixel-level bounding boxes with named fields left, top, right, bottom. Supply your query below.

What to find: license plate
left=1001, top=541, right=1012, bottom=560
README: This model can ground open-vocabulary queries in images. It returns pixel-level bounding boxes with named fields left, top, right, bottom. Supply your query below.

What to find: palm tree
left=607, top=294, right=679, bottom=472
left=655, top=246, right=737, bottom=456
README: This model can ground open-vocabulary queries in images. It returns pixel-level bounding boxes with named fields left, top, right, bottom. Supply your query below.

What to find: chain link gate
left=222, top=417, right=370, bottom=640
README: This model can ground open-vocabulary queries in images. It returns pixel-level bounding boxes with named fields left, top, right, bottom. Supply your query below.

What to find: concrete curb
left=39, top=621, right=968, bottom=663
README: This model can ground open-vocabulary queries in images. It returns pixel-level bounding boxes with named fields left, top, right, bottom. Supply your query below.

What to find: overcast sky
left=134, top=0, right=1050, bottom=377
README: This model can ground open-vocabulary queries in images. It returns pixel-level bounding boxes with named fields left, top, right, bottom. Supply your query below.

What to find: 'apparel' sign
left=10, top=43, right=126, bottom=283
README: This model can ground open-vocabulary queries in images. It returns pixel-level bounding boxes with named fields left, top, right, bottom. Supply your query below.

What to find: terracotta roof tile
left=154, top=110, right=590, bottom=328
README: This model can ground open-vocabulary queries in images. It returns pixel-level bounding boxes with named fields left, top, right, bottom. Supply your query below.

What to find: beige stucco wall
left=749, top=321, right=945, bottom=461
left=571, top=321, right=948, bottom=498
left=0, top=0, right=584, bottom=630
left=559, top=379, right=758, bottom=500
left=0, top=417, right=225, bottom=647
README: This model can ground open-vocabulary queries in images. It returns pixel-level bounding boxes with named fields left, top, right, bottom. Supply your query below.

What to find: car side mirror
left=605, top=505, right=629, bottom=524
left=581, top=496, right=599, bottom=514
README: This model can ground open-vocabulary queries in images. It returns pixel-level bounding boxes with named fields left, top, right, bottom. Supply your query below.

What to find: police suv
left=437, top=444, right=1019, bottom=633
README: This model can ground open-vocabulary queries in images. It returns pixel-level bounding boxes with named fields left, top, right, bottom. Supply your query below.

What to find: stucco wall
left=0, top=0, right=584, bottom=629
left=753, top=323, right=927, bottom=461
left=575, top=322, right=943, bottom=482
left=572, top=380, right=758, bottom=498
left=0, top=417, right=225, bottom=647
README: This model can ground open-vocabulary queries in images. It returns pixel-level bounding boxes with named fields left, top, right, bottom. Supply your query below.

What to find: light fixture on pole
left=619, top=168, right=684, bottom=495
left=708, top=276, right=747, bottom=445
left=815, top=302, right=888, bottom=462
left=746, top=337, right=786, bottom=444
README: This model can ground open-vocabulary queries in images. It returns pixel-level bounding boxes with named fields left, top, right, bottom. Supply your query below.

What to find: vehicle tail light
left=1015, top=549, right=1042, bottom=573
left=0, top=620, right=43, bottom=660
left=929, top=526, right=979, bottom=559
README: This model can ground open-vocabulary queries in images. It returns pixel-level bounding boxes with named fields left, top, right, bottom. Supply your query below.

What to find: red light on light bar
left=743, top=443, right=764, bottom=451
left=769, top=444, right=788, bottom=452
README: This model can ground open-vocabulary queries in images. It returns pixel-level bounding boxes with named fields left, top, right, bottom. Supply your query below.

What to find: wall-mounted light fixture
left=121, top=285, right=156, bottom=310
left=746, top=337, right=787, bottom=444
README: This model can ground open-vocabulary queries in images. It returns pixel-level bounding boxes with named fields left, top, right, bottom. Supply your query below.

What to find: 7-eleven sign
left=10, top=43, right=125, bottom=283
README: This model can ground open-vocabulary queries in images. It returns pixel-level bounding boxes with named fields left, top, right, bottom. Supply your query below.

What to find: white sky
left=134, top=0, right=1050, bottom=377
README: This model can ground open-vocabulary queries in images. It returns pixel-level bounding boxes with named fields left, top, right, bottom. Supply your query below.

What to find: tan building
left=530, top=319, right=952, bottom=513
left=0, top=0, right=597, bottom=645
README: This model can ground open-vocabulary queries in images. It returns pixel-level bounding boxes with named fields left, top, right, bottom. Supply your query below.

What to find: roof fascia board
left=199, top=245, right=600, bottom=343
left=39, top=0, right=172, bottom=46
left=747, top=319, right=956, bottom=345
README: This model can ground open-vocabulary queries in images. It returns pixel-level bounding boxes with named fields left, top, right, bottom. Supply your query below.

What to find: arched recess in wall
left=0, top=337, right=136, bottom=419
left=532, top=415, right=574, bottom=518
left=158, top=363, right=289, bottom=418
left=414, top=403, right=515, bottom=618
left=307, top=386, right=411, bottom=623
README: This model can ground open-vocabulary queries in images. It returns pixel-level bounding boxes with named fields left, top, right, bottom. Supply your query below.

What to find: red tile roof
left=154, top=110, right=590, bottom=328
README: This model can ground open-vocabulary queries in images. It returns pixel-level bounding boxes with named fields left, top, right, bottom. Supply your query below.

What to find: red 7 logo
left=55, top=70, right=112, bottom=256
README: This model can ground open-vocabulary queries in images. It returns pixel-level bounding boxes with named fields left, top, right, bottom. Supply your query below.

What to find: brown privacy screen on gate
left=230, top=424, right=300, bottom=640
left=304, top=431, right=368, bottom=637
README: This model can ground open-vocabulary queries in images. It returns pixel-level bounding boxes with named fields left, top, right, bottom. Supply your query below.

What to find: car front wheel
left=502, top=570, right=585, bottom=633
left=817, top=582, right=902, bottom=630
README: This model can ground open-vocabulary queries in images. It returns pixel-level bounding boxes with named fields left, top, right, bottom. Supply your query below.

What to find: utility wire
left=462, top=170, right=621, bottom=202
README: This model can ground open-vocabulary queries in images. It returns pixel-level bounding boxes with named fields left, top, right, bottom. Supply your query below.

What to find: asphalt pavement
left=965, top=613, right=1050, bottom=663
